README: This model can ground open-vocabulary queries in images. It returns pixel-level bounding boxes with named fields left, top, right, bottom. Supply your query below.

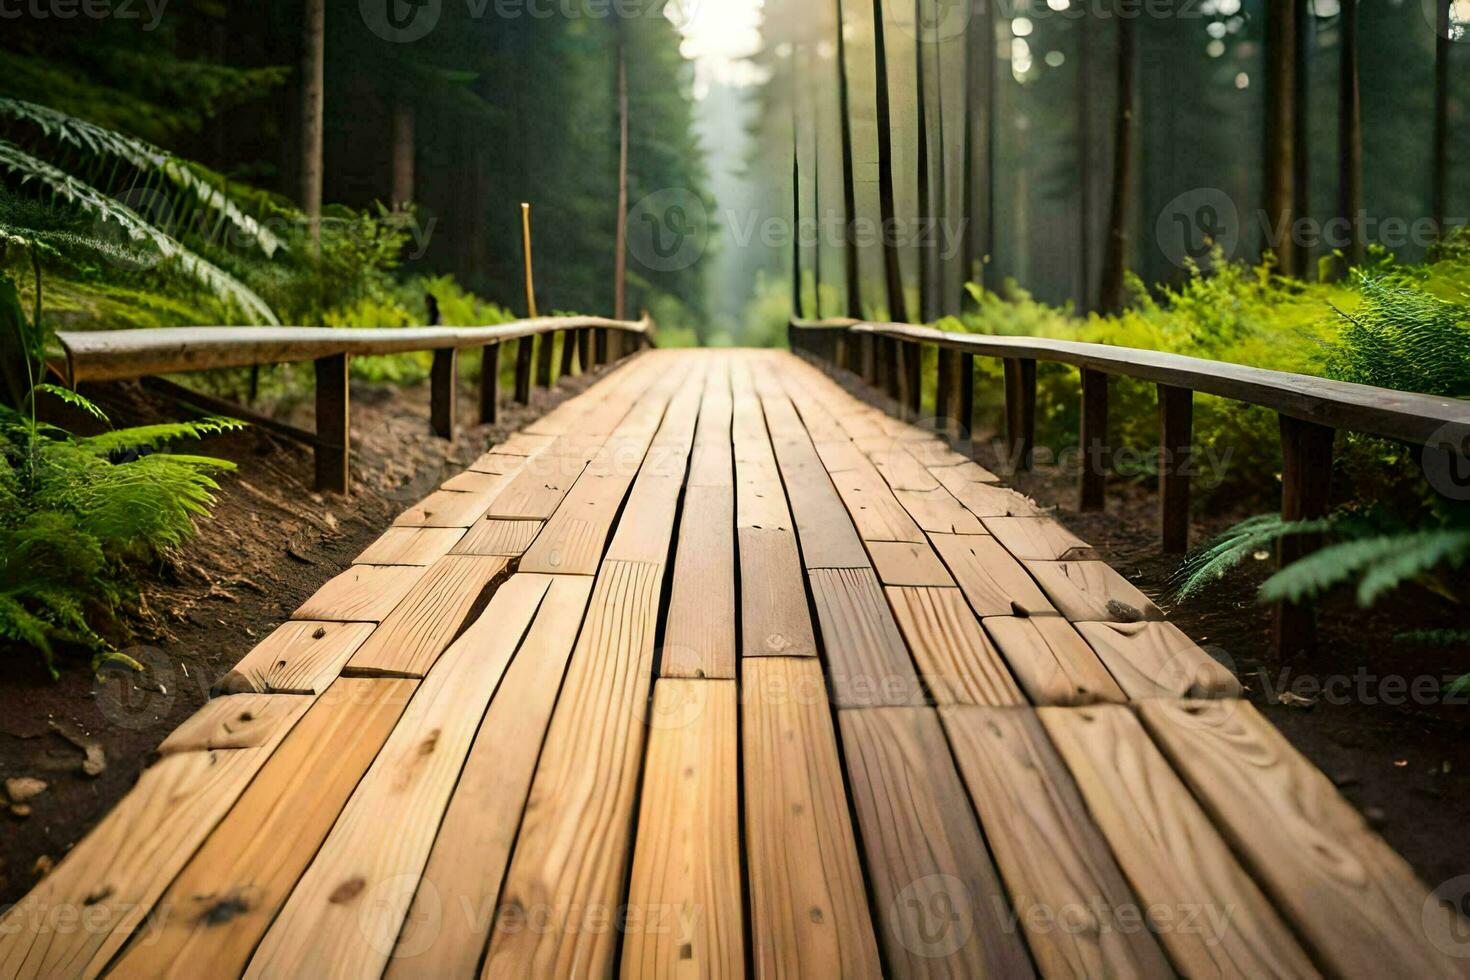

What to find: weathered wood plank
left=1040, top=705, right=1320, bottom=979
left=1026, top=560, right=1164, bottom=624
left=983, top=516, right=1096, bottom=562
left=892, top=488, right=987, bottom=534
left=385, top=575, right=592, bottom=978
left=1140, top=699, right=1470, bottom=978
left=739, top=526, right=818, bottom=658
left=886, top=586, right=1026, bottom=707
left=157, top=694, right=310, bottom=754
left=931, top=469, right=1043, bottom=518
left=293, top=564, right=428, bottom=623
left=483, top=561, right=664, bottom=976
left=941, top=706, right=1175, bottom=978
left=764, top=416, right=872, bottom=570
left=743, top=658, right=881, bottom=977
left=216, top=620, right=375, bottom=695
left=930, top=460, right=1002, bottom=484
left=830, top=466, right=927, bottom=543
left=1076, top=621, right=1242, bottom=700
left=867, top=540, right=956, bottom=587
left=394, top=488, right=501, bottom=528
left=931, top=534, right=1055, bottom=617
left=621, top=681, right=744, bottom=978
left=810, top=567, right=925, bottom=707
left=839, top=708, right=1035, bottom=978
left=451, top=518, right=544, bottom=557
left=244, top=575, right=552, bottom=980
left=107, top=678, right=414, bottom=980
left=985, top=616, right=1128, bottom=707
left=664, top=486, right=737, bottom=679
left=345, top=555, right=510, bottom=678
left=355, top=525, right=467, bottom=566
left=441, top=469, right=512, bottom=494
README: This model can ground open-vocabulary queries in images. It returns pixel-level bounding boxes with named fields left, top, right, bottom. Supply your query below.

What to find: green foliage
left=1322, top=273, right=1470, bottom=397
left=1171, top=514, right=1335, bottom=602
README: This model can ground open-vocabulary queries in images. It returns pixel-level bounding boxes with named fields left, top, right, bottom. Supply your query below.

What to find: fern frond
left=79, top=416, right=244, bottom=454
left=1259, top=529, right=1470, bottom=606
left=1171, top=513, right=1335, bottom=602
left=32, top=383, right=108, bottom=421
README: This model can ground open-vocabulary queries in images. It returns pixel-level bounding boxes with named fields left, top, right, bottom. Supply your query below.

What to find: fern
left=1259, top=530, right=1470, bottom=606
left=79, top=417, right=245, bottom=454
left=1322, top=273, right=1470, bottom=397
left=1171, top=514, right=1335, bottom=602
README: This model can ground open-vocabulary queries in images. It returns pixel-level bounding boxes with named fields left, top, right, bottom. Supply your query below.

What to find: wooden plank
left=813, top=439, right=868, bottom=473
left=869, top=446, right=941, bottom=491
left=216, top=620, right=375, bottom=695
left=483, top=561, right=664, bottom=976
left=839, top=708, right=1035, bottom=977
left=739, top=527, right=818, bottom=658
left=766, top=427, right=872, bottom=568
left=941, top=707, right=1175, bottom=978
left=892, top=488, right=987, bottom=534
left=931, top=468, right=1043, bottom=518
left=1140, top=699, right=1470, bottom=978
left=394, top=488, right=500, bottom=528
left=384, top=576, right=592, bottom=978
left=441, top=469, right=511, bottom=494
left=621, top=681, right=744, bottom=978
left=664, top=486, right=737, bottom=679
left=157, top=694, right=310, bottom=754
left=486, top=455, right=588, bottom=521
left=867, top=540, right=955, bottom=587
left=1076, top=621, right=1242, bottom=700
left=496, top=432, right=558, bottom=456
left=244, top=575, right=552, bottom=980
left=293, top=564, right=427, bottom=623
left=931, top=534, right=1056, bottom=617
left=985, top=616, right=1128, bottom=707
left=345, top=555, right=509, bottom=677
left=743, top=658, right=882, bottom=977
left=107, top=678, right=415, bottom=980
left=1026, top=560, right=1165, bottom=624
left=451, top=518, right=544, bottom=557
left=905, top=438, right=974, bottom=470
left=887, top=586, right=1026, bottom=706
left=1040, top=705, right=1320, bottom=979
left=810, top=568, right=925, bottom=707
left=0, top=715, right=312, bottom=977
left=983, top=516, right=1096, bottom=562
left=930, top=460, right=1002, bottom=484
left=830, top=466, right=927, bottom=543
left=469, top=452, right=529, bottom=475
left=355, top=526, right=466, bottom=566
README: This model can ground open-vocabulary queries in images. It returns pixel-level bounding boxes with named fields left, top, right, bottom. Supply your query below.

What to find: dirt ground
left=0, top=365, right=607, bottom=907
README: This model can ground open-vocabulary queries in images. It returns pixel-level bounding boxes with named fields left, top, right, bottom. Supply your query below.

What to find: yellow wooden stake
left=521, top=202, right=539, bottom=319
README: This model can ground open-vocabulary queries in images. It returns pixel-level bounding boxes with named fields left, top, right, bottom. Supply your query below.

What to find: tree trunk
left=871, top=0, right=910, bottom=322
left=1265, top=0, right=1296, bottom=275
left=1338, top=0, right=1364, bottom=271
left=835, top=0, right=864, bottom=318
left=300, top=0, right=324, bottom=254
left=982, top=0, right=998, bottom=294
left=1433, top=0, right=1452, bottom=235
left=915, top=0, right=933, bottom=323
left=792, top=122, right=804, bottom=320
left=614, top=29, right=630, bottom=321
left=1292, top=0, right=1313, bottom=277
left=1076, top=11, right=1093, bottom=312
left=1099, top=17, right=1135, bottom=315
left=391, top=98, right=414, bottom=210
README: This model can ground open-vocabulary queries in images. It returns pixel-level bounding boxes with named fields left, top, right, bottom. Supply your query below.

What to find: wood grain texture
left=810, top=567, right=925, bottom=707
left=1040, top=706, right=1320, bottom=979
left=664, top=486, right=737, bottom=679
left=441, top=469, right=513, bottom=494
left=1025, top=561, right=1164, bottom=624
left=905, top=440, right=980, bottom=471
left=1077, top=621, right=1241, bottom=699
left=345, top=555, right=509, bottom=677
left=1140, top=699, right=1470, bottom=978
left=386, top=575, right=592, bottom=979
left=983, top=517, right=1096, bottom=561
left=469, top=452, right=531, bottom=475
left=483, top=561, right=664, bottom=977
left=621, top=681, right=744, bottom=979
left=452, top=518, right=544, bottom=557
left=886, top=587, right=1026, bottom=707
left=293, top=564, right=427, bottom=623
left=485, top=455, right=588, bottom=520
left=743, top=658, right=882, bottom=978
left=839, top=708, right=1035, bottom=978
left=869, top=447, right=941, bottom=491
left=108, top=678, right=414, bottom=980
left=764, top=410, right=872, bottom=569
left=985, top=616, right=1128, bottom=707
left=932, top=469, right=1042, bottom=518
left=813, top=439, right=868, bottom=474
left=892, top=488, right=987, bottom=535
left=940, top=706, right=1175, bottom=979
left=931, top=534, right=1055, bottom=617
left=739, top=526, right=818, bottom=658
left=868, top=540, right=955, bottom=587
left=0, top=723, right=310, bottom=977
left=930, top=460, right=1002, bottom=484
left=831, top=466, right=927, bottom=543
left=216, top=620, right=375, bottom=695
left=355, top=526, right=467, bottom=566
left=157, top=694, right=310, bottom=754
left=394, top=488, right=502, bottom=528
left=244, top=575, right=552, bottom=980
left=495, top=431, right=558, bottom=456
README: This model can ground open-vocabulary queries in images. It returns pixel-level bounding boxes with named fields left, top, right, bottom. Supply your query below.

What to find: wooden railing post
left=834, top=335, right=849, bottom=372
left=958, top=352, right=975, bottom=448
left=480, top=342, right=501, bottom=425
left=535, top=331, right=555, bottom=388
left=514, top=336, right=534, bottom=405
left=1158, top=384, right=1194, bottom=553
left=861, top=335, right=876, bottom=386
left=1275, top=415, right=1335, bottom=655
left=430, top=348, right=457, bottom=441
left=595, top=327, right=609, bottom=366
left=935, top=346, right=955, bottom=435
left=558, top=328, right=576, bottom=378
left=1079, top=367, right=1110, bottom=511
left=906, top=341, right=922, bottom=420
left=1004, top=357, right=1037, bottom=472
left=577, top=328, right=592, bottom=374
left=314, top=353, right=350, bottom=494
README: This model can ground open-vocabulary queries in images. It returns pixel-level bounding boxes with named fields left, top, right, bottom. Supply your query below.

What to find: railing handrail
left=54, top=314, right=655, bottom=386
left=792, top=318, right=1470, bottom=451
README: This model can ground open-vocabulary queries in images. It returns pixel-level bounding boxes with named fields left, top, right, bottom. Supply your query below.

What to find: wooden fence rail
left=51, top=314, right=655, bottom=495
left=790, top=318, right=1470, bottom=655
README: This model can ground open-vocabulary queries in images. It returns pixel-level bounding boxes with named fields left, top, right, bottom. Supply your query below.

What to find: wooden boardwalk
left=4, top=349, right=1467, bottom=979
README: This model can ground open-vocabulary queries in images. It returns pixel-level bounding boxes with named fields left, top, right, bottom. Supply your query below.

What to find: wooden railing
left=52, top=314, right=655, bottom=494
left=790, top=318, right=1470, bottom=653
